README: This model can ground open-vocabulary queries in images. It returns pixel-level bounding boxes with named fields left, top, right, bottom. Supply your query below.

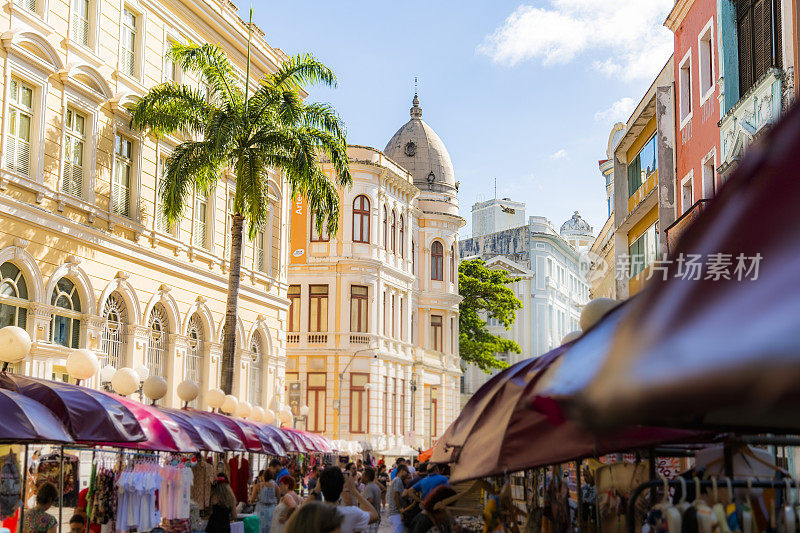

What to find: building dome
left=384, top=94, right=459, bottom=214
left=561, top=211, right=592, bottom=235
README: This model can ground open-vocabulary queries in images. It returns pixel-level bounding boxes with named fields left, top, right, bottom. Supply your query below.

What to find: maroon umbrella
left=0, top=374, right=145, bottom=443
left=101, top=394, right=196, bottom=452
left=0, top=388, right=74, bottom=443
left=434, top=346, right=704, bottom=483
left=571, top=101, right=800, bottom=432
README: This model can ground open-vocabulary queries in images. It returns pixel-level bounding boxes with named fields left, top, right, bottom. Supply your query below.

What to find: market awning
left=0, top=374, right=145, bottom=444
left=255, top=424, right=297, bottom=454
left=187, top=410, right=263, bottom=452
left=0, top=388, right=74, bottom=443
left=167, top=409, right=246, bottom=452
left=281, top=428, right=312, bottom=453
left=568, top=101, right=800, bottom=433
left=104, top=394, right=196, bottom=452
left=433, top=346, right=705, bottom=483
left=160, top=408, right=229, bottom=452
left=238, top=419, right=285, bottom=456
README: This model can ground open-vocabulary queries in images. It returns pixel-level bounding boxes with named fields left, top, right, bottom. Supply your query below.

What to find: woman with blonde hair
left=206, top=475, right=238, bottom=533
left=285, top=501, right=343, bottom=533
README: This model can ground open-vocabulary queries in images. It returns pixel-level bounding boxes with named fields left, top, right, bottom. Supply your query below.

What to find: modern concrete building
left=0, top=0, right=292, bottom=409
left=458, top=207, right=591, bottom=401
left=286, top=95, right=464, bottom=449
left=471, top=198, right=526, bottom=237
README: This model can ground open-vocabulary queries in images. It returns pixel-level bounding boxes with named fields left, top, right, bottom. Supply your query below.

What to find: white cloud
left=594, top=97, right=636, bottom=122
left=550, top=149, right=568, bottom=160
left=478, top=0, right=673, bottom=81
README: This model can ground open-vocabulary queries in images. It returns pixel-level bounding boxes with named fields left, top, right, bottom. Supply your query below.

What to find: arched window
left=101, top=293, right=127, bottom=368
left=147, top=304, right=169, bottom=378
left=0, top=262, right=29, bottom=330
left=310, top=212, right=329, bottom=242
left=185, top=314, right=203, bottom=407
left=51, top=278, right=81, bottom=348
left=399, top=216, right=405, bottom=258
left=390, top=210, right=397, bottom=253
left=353, top=195, right=370, bottom=243
left=450, top=244, right=456, bottom=283
left=383, top=205, right=388, bottom=249
left=249, top=331, right=264, bottom=405
left=431, top=241, right=444, bottom=281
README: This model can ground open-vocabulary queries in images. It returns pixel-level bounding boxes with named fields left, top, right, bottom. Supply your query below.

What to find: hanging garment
left=191, top=459, right=215, bottom=512
left=116, top=461, right=162, bottom=533
left=0, top=454, right=22, bottom=519
left=160, top=464, right=194, bottom=522
left=228, top=457, right=250, bottom=503
left=36, top=453, right=79, bottom=507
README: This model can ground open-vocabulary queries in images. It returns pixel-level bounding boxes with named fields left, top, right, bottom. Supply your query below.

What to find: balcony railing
left=287, top=333, right=300, bottom=344
left=665, top=199, right=710, bottom=253
left=308, top=333, right=328, bottom=344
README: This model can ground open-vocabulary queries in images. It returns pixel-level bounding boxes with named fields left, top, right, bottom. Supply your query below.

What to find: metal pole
left=59, top=446, right=64, bottom=533
left=648, top=448, right=657, bottom=507
left=19, top=444, right=28, bottom=533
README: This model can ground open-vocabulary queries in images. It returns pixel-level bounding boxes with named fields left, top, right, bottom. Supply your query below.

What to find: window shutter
left=74, top=13, right=90, bottom=46
left=738, top=8, right=754, bottom=94
left=773, top=0, right=783, bottom=69
left=753, top=0, right=771, bottom=81
left=6, top=110, right=17, bottom=172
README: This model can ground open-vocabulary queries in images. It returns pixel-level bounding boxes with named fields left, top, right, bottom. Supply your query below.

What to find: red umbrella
left=102, top=394, right=196, bottom=452
left=570, top=101, right=800, bottom=432
left=278, top=427, right=308, bottom=453
left=0, top=388, right=74, bottom=443
left=0, top=374, right=145, bottom=444
left=435, top=346, right=705, bottom=483
left=303, top=431, right=335, bottom=453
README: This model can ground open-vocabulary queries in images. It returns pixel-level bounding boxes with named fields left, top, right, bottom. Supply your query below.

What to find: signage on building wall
left=290, top=194, right=307, bottom=264
left=288, top=381, right=301, bottom=416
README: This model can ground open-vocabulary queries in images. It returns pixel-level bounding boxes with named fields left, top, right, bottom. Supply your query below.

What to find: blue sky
left=248, top=0, right=674, bottom=237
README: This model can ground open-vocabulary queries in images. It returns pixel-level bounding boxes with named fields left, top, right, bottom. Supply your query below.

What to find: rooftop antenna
left=494, top=178, right=497, bottom=201
left=414, top=76, right=418, bottom=96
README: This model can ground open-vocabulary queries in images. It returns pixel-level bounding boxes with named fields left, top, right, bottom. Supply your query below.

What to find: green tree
left=458, top=258, right=523, bottom=373
left=131, top=20, right=350, bottom=394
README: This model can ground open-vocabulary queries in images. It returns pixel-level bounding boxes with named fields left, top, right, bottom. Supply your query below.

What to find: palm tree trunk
left=221, top=213, right=245, bottom=394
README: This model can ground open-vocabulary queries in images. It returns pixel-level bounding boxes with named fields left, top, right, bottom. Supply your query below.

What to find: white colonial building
left=286, top=95, right=464, bottom=449
left=459, top=201, right=591, bottom=402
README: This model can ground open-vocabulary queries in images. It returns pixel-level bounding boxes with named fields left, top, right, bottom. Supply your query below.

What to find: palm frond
left=160, top=141, right=222, bottom=223
left=168, top=42, right=243, bottom=106
left=233, top=147, right=271, bottom=238
left=264, top=53, right=337, bottom=91
left=130, top=83, right=213, bottom=136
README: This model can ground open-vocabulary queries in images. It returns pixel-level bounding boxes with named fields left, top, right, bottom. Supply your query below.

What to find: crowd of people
left=17, top=455, right=461, bottom=533
left=280, top=457, right=461, bottom=533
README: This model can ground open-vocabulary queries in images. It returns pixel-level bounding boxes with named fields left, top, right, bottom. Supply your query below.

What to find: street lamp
left=134, top=365, right=149, bottom=403
left=100, top=365, right=116, bottom=392
left=335, top=347, right=376, bottom=440
left=0, top=326, right=31, bottom=372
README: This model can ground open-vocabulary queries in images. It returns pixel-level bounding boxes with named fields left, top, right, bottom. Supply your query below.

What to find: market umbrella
left=286, top=429, right=320, bottom=453
left=0, top=388, right=74, bottom=443
left=0, top=374, right=145, bottom=443
left=238, top=419, right=285, bottom=456
left=279, top=428, right=311, bottom=453
left=160, top=408, right=229, bottom=452
left=173, top=409, right=245, bottom=452
left=256, top=424, right=298, bottom=453
left=305, top=431, right=335, bottom=453
left=569, top=101, right=800, bottom=432
left=435, top=346, right=705, bottom=483
left=418, top=446, right=434, bottom=462
left=187, top=410, right=262, bottom=452
left=103, top=394, right=196, bottom=452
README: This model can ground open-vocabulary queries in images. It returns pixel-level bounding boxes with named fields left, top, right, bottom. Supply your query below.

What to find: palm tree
left=131, top=26, right=351, bottom=395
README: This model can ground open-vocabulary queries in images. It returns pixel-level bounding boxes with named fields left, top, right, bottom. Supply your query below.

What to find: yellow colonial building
left=612, top=58, right=676, bottom=298
left=287, top=95, right=464, bottom=450
left=0, top=0, right=291, bottom=409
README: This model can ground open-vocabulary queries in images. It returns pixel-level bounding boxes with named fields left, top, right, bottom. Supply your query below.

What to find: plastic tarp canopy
left=100, top=394, right=196, bottom=452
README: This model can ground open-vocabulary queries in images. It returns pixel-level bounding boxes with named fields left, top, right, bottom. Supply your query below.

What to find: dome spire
left=411, top=77, right=422, bottom=118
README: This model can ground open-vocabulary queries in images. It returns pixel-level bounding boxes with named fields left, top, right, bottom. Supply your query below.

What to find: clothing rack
left=626, top=478, right=800, bottom=533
